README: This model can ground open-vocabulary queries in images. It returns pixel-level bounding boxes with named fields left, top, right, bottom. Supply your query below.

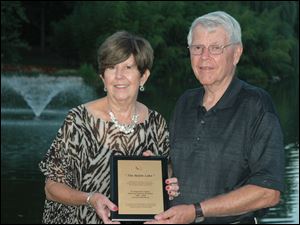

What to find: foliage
left=48, top=1, right=298, bottom=99
left=1, top=1, right=30, bottom=63
left=237, top=6, right=297, bottom=88
left=1, top=1, right=298, bottom=139
left=78, top=63, right=102, bottom=91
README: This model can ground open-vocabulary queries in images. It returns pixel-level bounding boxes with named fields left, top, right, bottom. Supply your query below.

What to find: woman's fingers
left=93, top=194, right=120, bottom=224
left=142, top=150, right=154, bottom=157
left=166, top=177, right=178, bottom=185
left=165, top=177, right=180, bottom=200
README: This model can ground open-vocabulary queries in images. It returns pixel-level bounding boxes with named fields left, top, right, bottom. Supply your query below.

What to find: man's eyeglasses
left=187, top=43, right=236, bottom=55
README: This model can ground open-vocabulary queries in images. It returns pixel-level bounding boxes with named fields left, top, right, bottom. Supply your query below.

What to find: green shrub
left=78, top=63, right=101, bottom=88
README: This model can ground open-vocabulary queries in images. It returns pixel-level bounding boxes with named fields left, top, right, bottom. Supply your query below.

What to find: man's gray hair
left=187, top=11, right=242, bottom=46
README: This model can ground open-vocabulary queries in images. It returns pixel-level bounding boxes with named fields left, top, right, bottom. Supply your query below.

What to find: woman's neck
left=106, top=97, right=138, bottom=124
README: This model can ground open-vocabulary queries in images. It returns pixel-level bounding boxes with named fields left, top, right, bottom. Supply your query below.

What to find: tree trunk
left=40, top=2, right=45, bottom=54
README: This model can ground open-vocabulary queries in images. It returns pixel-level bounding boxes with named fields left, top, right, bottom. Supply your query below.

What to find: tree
left=48, top=1, right=297, bottom=95
left=1, top=1, right=29, bottom=63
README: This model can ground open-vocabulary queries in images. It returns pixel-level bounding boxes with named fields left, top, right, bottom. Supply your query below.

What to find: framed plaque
left=110, top=155, right=169, bottom=221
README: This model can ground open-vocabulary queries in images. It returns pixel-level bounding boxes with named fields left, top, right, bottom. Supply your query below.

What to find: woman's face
left=190, top=24, right=242, bottom=88
left=102, top=54, right=149, bottom=103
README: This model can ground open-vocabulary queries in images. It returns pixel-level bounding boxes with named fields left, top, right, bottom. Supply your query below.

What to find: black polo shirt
left=169, top=77, right=285, bottom=223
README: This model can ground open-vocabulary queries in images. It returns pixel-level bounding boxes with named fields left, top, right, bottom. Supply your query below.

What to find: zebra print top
left=39, top=104, right=170, bottom=224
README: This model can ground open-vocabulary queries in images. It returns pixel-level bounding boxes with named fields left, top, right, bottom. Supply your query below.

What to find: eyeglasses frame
left=187, top=42, right=238, bottom=55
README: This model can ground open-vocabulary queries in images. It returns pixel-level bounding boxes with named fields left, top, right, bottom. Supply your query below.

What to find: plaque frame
left=110, top=155, right=169, bottom=221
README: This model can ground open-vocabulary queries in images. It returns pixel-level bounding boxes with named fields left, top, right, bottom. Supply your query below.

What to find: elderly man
left=147, top=11, right=285, bottom=224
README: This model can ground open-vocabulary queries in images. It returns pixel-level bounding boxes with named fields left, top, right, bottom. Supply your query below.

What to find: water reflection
left=260, top=143, right=299, bottom=224
left=1, top=110, right=64, bottom=223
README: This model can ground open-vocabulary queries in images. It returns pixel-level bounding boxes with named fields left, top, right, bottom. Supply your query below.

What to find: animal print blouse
left=39, top=105, right=170, bottom=224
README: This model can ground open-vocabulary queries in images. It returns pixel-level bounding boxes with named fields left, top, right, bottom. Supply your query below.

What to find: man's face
left=189, top=24, right=242, bottom=88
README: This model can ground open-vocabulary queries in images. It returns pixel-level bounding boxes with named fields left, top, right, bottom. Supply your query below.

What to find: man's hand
left=144, top=204, right=195, bottom=224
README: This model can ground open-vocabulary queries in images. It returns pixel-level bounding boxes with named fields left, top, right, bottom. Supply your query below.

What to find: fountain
left=1, top=74, right=99, bottom=223
left=1, top=74, right=97, bottom=117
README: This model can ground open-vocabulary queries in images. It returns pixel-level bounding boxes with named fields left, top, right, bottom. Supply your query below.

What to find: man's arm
left=146, top=184, right=280, bottom=224
left=201, top=184, right=280, bottom=217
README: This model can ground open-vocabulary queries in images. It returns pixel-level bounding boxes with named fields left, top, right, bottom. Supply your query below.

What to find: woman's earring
left=139, top=85, right=145, bottom=92
left=104, top=87, right=107, bottom=92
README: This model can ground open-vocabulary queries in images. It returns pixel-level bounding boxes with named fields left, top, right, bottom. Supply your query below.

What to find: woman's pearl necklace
left=109, top=110, right=139, bottom=134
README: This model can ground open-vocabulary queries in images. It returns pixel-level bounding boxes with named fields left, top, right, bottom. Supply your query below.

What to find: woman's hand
left=142, top=150, right=154, bottom=157
left=89, top=193, right=120, bottom=224
left=165, top=177, right=180, bottom=200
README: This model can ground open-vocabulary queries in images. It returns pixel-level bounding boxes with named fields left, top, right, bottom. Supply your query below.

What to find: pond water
left=1, top=75, right=299, bottom=223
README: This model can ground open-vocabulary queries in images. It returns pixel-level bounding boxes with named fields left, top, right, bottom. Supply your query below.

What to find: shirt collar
left=197, top=76, right=243, bottom=111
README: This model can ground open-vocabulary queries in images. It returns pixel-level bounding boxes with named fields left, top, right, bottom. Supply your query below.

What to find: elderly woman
left=39, top=31, right=179, bottom=224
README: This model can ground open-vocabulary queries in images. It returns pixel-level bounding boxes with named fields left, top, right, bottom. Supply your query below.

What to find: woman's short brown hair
left=98, top=31, right=153, bottom=76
